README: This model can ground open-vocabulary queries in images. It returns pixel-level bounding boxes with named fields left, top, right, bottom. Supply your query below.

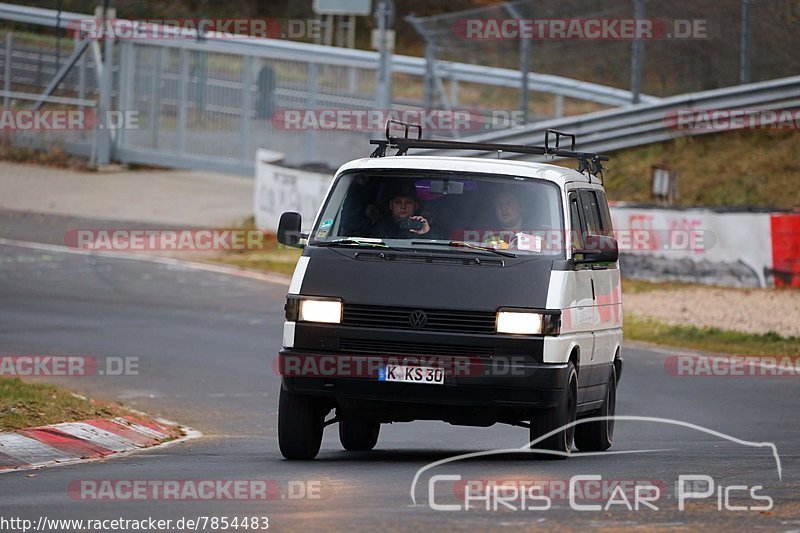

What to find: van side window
left=595, top=191, right=614, bottom=235
left=578, top=189, right=604, bottom=237
left=569, top=192, right=584, bottom=249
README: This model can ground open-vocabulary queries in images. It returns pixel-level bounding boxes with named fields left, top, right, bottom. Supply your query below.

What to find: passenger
left=340, top=176, right=380, bottom=237
left=370, top=182, right=432, bottom=239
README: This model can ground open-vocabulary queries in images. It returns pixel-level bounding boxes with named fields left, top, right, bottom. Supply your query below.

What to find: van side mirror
left=573, top=235, right=618, bottom=264
left=277, top=212, right=304, bottom=248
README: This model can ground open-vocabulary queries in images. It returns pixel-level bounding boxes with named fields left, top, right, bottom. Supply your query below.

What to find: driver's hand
left=409, top=215, right=430, bottom=235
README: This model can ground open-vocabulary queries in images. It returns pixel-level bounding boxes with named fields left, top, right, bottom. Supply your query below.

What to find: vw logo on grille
left=409, top=310, right=428, bottom=329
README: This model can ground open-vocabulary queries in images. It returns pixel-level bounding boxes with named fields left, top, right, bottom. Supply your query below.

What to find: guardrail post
left=177, top=47, right=189, bottom=155
left=240, top=55, right=254, bottom=163
left=3, top=32, right=12, bottom=110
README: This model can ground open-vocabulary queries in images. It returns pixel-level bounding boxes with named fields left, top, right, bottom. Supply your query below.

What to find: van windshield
left=310, top=171, right=565, bottom=256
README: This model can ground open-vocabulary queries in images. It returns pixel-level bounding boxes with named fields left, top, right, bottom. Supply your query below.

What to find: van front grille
left=342, top=304, right=496, bottom=334
left=339, top=338, right=494, bottom=357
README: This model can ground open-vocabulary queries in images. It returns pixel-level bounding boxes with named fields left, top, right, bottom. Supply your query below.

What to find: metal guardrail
left=419, top=76, right=800, bottom=160
left=0, top=2, right=657, bottom=107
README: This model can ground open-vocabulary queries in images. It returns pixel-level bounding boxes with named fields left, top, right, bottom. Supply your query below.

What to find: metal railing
left=419, top=76, right=800, bottom=159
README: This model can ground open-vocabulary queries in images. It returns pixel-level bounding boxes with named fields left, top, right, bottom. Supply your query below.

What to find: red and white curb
left=0, top=415, right=200, bottom=474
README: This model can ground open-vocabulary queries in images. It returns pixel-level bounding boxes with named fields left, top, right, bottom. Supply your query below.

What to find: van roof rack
left=369, top=119, right=609, bottom=180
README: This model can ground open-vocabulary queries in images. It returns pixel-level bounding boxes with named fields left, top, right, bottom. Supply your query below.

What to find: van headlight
left=286, top=297, right=342, bottom=324
left=496, top=309, right=560, bottom=335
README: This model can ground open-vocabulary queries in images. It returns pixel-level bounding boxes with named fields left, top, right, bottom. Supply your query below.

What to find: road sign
left=313, top=0, right=372, bottom=16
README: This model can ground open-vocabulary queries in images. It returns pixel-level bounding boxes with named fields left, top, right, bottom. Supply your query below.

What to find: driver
left=370, top=182, right=431, bottom=239
left=494, top=191, right=524, bottom=234
left=484, top=191, right=532, bottom=250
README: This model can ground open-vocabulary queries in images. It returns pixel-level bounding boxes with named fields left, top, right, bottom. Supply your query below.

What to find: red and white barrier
left=610, top=205, right=800, bottom=288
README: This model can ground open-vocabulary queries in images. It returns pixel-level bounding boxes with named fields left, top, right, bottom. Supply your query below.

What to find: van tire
left=278, top=388, right=323, bottom=460
left=339, top=418, right=380, bottom=451
left=529, top=362, right=577, bottom=460
left=575, top=367, right=616, bottom=452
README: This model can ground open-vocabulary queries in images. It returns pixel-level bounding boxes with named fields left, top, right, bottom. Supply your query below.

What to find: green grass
left=601, top=130, right=800, bottom=209
left=211, top=248, right=301, bottom=276
left=0, top=377, right=121, bottom=431
left=625, top=315, right=800, bottom=356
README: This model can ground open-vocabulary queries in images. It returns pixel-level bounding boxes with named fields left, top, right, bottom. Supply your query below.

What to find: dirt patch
left=623, top=285, right=800, bottom=337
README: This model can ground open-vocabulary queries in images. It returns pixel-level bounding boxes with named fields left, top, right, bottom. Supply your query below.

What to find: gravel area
left=623, top=286, right=800, bottom=337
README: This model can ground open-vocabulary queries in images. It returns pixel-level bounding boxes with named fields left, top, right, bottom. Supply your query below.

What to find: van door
left=567, top=190, right=595, bottom=404
left=577, top=189, right=622, bottom=404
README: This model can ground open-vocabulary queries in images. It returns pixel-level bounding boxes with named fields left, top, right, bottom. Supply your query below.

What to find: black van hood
left=298, top=247, right=553, bottom=310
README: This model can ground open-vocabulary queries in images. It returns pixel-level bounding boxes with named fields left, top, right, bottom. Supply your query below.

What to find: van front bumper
left=278, top=349, right=568, bottom=410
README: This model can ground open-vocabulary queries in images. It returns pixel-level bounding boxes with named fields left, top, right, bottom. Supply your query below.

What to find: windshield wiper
left=314, top=238, right=390, bottom=249
left=410, top=240, right=517, bottom=258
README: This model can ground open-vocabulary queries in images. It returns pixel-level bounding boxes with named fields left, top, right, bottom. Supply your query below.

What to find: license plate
left=379, top=365, right=444, bottom=385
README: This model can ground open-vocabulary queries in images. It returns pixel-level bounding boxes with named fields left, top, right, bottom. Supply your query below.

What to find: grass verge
left=211, top=248, right=301, bottom=277
left=625, top=315, right=800, bottom=357
left=0, top=377, right=122, bottom=431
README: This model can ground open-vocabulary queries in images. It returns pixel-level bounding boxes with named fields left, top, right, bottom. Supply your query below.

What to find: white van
left=276, top=123, right=623, bottom=460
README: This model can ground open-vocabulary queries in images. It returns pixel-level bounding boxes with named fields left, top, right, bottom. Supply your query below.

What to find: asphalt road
left=0, top=234, right=798, bottom=531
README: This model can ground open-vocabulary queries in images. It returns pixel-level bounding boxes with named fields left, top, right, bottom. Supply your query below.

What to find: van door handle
left=590, top=278, right=596, bottom=300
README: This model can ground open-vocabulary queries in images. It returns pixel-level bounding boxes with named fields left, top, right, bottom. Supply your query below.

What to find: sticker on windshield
left=316, top=229, right=329, bottom=239
left=516, top=233, right=542, bottom=252
left=320, top=218, right=333, bottom=229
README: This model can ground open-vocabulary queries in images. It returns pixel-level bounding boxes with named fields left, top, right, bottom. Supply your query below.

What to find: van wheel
left=529, top=362, right=577, bottom=460
left=278, top=388, right=323, bottom=460
left=575, top=367, right=616, bottom=452
left=339, top=417, right=380, bottom=451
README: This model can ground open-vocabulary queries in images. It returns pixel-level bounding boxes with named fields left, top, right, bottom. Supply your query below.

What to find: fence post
left=3, top=32, right=12, bottom=110
left=629, top=0, right=645, bottom=104
left=77, top=33, right=86, bottom=114
left=740, top=0, right=752, bottom=84
left=305, top=61, right=318, bottom=162
left=149, top=47, right=162, bottom=149
left=116, top=40, right=134, bottom=151
left=505, top=2, right=531, bottom=124
left=240, top=55, right=254, bottom=163
left=96, top=24, right=114, bottom=164
left=177, top=47, right=189, bottom=155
